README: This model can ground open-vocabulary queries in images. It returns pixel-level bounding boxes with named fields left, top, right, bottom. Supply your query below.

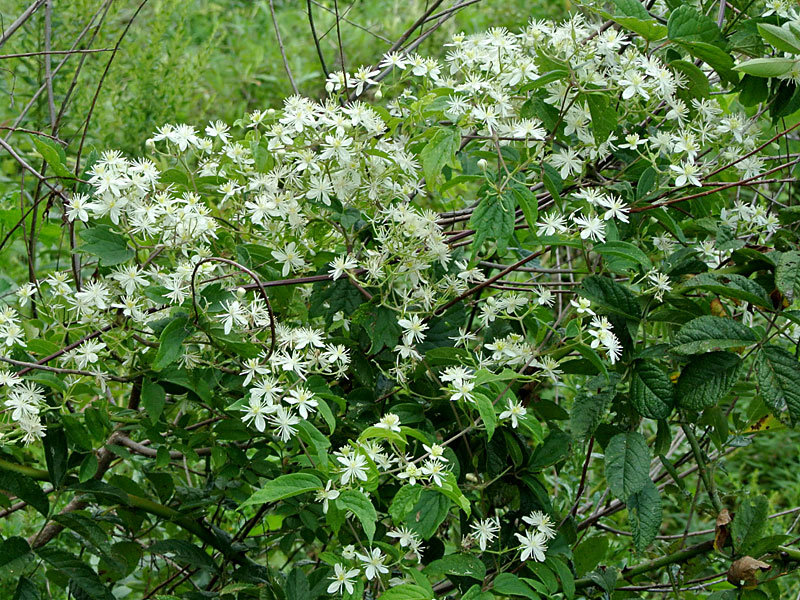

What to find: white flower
left=572, top=213, right=606, bottom=242
left=470, top=518, right=500, bottom=551
left=271, top=242, right=306, bottom=277
left=499, top=399, right=526, bottom=428
left=286, top=387, right=318, bottom=419
left=670, top=161, right=702, bottom=187
left=515, top=529, right=549, bottom=562
left=269, top=406, right=300, bottom=442
left=357, top=548, right=388, bottom=580
left=328, top=255, right=358, bottom=280
left=327, top=563, right=359, bottom=595
left=522, top=511, right=557, bottom=540
left=315, top=480, right=340, bottom=514
left=397, top=314, right=428, bottom=345
left=388, top=526, right=419, bottom=548
left=242, top=397, right=272, bottom=432
left=376, top=413, right=402, bottom=433
left=338, top=453, right=368, bottom=485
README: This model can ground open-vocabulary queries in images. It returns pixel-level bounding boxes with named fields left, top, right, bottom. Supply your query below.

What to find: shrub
left=2, top=1, right=800, bottom=599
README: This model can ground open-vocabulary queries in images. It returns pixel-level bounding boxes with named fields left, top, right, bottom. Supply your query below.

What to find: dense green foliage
left=2, top=1, right=800, bottom=600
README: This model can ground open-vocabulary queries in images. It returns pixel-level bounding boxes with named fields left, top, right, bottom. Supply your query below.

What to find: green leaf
left=542, top=163, right=563, bottom=199
left=152, top=316, right=193, bottom=370
left=519, top=70, right=568, bottom=92
left=32, top=136, right=72, bottom=178
left=758, top=23, right=800, bottom=53
left=548, top=557, right=575, bottom=600
left=574, top=536, right=608, bottom=576
left=676, top=351, right=741, bottom=410
left=579, top=275, right=641, bottom=321
left=407, top=489, right=450, bottom=539
left=469, top=187, right=516, bottom=254
left=79, top=225, right=134, bottom=266
left=36, top=547, right=115, bottom=600
left=627, top=480, right=662, bottom=552
left=286, top=568, right=310, bottom=600
left=379, top=584, right=433, bottom=600
left=732, top=496, right=768, bottom=554
left=512, top=184, right=538, bottom=232
left=776, top=251, right=800, bottom=303
left=679, top=273, right=771, bottom=308
left=671, top=316, right=757, bottom=355
left=755, top=345, right=800, bottom=426
left=585, top=93, right=618, bottom=144
left=667, top=6, right=725, bottom=46
left=141, top=379, right=166, bottom=424
left=630, top=360, right=674, bottom=420
left=530, top=429, right=572, bottom=470
left=0, top=470, right=49, bottom=516
left=493, top=573, right=538, bottom=598
left=43, top=425, right=68, bottom=487
left=570, top=374, right=620, bottom=441
left=604, top=432, right=651, bottom=500
left=670, top=60, right=710, bottom=99
left=336, top=489, right=377, bottom=541
left=420, top=127, right=460, bottom=189
left=13, top=577, right=40, bottom=600
left=593, top=241, right=652, bottom=272
left=0, top=537, right=30, bottom=569
left=351, top=303, right=401, bottom=353
left=241, top=473, right=323, bottom=506
left=149, top=539, right=217, bottom=571
left=735, top=58, right=797, bottom=78
left=389, top=484, right=422, bottom=522
left=424, top=553, right=486, bottom=581
left=473, top=392, right=497, bottom=441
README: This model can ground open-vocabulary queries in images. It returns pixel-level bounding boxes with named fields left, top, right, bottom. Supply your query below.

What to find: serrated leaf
left=79, top=225, right=135, bottom=266
left=570, top=374, right=620, bottom=440
left=586, top=93, right=618, bottom=144
left=512, top=184, right=538, bottom=231
left=0, top=470, right=49, bottom=516
left=141, top=379, right=166, bottom=424
left=407, top=490, right=450, bottom=539
left=630, top=360, right=674, bottom=420
left=149, top=539, right=217, bottom=571
left=755, top=345, right=800, bottom=426
left=732, top=495, right=768, bottom=554
left=671, top=316, right=757, bottom=355
left=627, top=480, right=662, bottom=552
left=776, top=251, right=800, bottom=303
left=473, top=392, right=497, bottom=441
left=680, top=273, right=771, bottom=308
left=579, top=275, right=641, bottom=321
left=379, top=584, right=433, bottom=600
left=593, top=241, right=652, bottom=272
left=424, top=553, right=486, bottom=581
left=336, top=489, right=377, bottom=541
left=676, top=351, right=741, bottom=410
left=604, top=432, right=651, bottom=500
left=670, top=60, right=710, bottom=99
left=0, top=537, right=30, bottom=569
left=468, top=187, right=516, bottom=254
left=389, top=485, right=422, bottom=522
left=668, top=6, right=725, bottom=46
left=492, top=573, right=538, bottom=598
left=152, top=316, right=193, bottom=370
left=241, top=473, right=322, bottom=506
left=32, top=136, right=72, bottom=178
left=420, top=127, right=460, bottom=189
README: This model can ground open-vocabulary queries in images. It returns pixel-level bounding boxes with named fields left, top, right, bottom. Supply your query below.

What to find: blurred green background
left=0, top=0, right=569, bottom=156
